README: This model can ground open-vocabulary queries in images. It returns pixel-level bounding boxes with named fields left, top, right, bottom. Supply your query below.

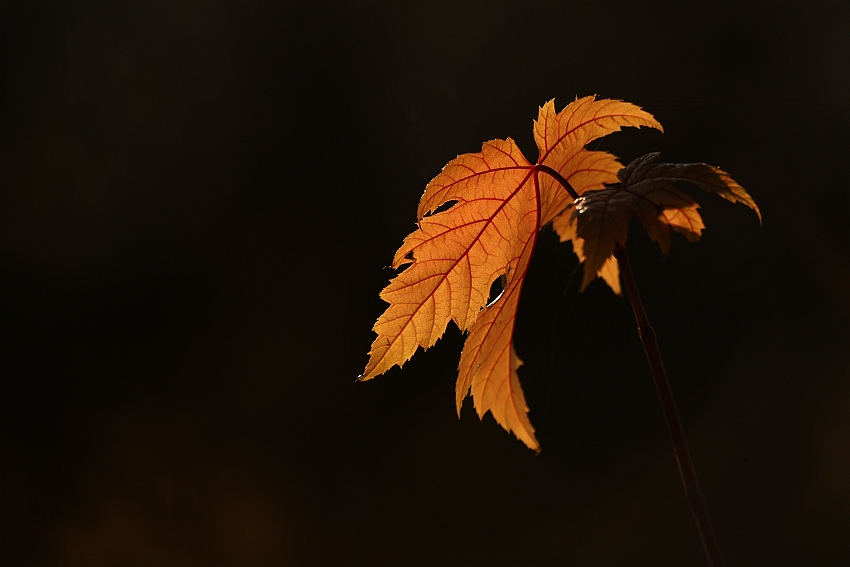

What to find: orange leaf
left=572, top=152, right=760, bottom=290
left=362, top=97, right=662, bottom=450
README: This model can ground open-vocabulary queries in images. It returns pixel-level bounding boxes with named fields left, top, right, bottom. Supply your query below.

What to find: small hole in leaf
left=427, top=200, right=458, bottom=216
left=486, top=274, right=507, bottom=307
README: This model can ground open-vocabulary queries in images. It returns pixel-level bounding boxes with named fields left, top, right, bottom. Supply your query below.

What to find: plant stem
left=535, top=164, right=726, bottom=567
left=614, top=245, right=726, bottom=567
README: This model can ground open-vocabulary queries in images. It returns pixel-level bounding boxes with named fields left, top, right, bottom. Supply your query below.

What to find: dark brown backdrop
left=2, top=1, right=849, bottom=565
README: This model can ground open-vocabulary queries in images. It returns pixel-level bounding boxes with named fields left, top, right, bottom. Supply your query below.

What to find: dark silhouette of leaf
left=571, top=152, right=761, bottom=290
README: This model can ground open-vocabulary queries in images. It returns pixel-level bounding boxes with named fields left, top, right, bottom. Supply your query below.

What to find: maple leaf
left=361, top=97, right=661, bottom=450
left=570, top=152, right=761, bottom=291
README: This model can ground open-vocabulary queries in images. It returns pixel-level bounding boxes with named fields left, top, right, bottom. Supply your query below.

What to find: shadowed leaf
left=572, top=152, right=760, bottom=291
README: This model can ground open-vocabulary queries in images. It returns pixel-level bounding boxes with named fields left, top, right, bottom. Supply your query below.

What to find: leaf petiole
left=535, top=164, right=580, bottom=200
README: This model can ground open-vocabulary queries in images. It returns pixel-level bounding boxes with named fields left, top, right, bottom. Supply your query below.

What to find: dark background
left=2, top=1, right=849, bottom=565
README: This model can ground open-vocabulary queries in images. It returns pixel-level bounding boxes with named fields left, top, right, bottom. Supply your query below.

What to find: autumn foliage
left=360, top=97, right=759, bottom=451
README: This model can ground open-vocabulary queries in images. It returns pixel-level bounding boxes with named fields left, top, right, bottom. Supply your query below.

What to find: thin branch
left=615, top=245, right=726, bottom=567
left=537, top=163, right=726, bottom=567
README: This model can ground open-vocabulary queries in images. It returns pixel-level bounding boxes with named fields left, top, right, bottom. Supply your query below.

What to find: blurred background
left=1, top=1, right=849, bottom=565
